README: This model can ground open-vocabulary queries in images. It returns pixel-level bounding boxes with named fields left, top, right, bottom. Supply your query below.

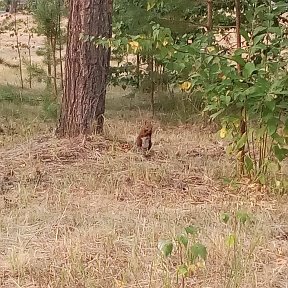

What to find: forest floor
left=1, top=88, right=288, bottom=288
left=0, top=12, right=288, bottom=288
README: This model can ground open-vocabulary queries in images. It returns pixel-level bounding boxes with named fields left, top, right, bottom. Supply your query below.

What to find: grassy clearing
left=0, top=85, right=56, bottom=149
left=0, top=8, right=287, bottom=288
left=0, top=83, right=288, bottom=288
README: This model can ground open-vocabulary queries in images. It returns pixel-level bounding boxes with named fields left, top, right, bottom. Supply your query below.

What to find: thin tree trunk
left=27, top=16, right=32, bottom=88
left=201, top=0, right=213, bottom=127
left=58, top=9, right=64, bottom=92
left=207, top=0, right=213, bottom=31
left=9, top=0, right=17, bottom=13
left=136, top=53, right=140, bottom=88
left=51, top=36, right=58, bottom=97
left=14, top=7, right=24, bottom=89
left=56, top=0, right=112, bottom=137
left=59, top=40, right=64, bottom=92
left=46, top=39, right=52, bottom=87
left=235, top=0, right=246, bottom=175
left=150, top=56, right=155, bottom=117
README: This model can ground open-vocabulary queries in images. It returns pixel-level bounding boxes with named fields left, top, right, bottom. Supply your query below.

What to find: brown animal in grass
left=136, top=121, right=153, bottom=151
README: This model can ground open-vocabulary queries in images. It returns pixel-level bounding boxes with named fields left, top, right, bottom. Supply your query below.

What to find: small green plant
left=24, top=62, right=47, bottom=84
left=32, top=0, right=65, bottom=95
left=220, top=210, right=259, bottom=288
left=41, top=92, right=59, bottom=120
left=0, top=0, right=8, bottom=10
left=158, top=225, right=207, bottom=288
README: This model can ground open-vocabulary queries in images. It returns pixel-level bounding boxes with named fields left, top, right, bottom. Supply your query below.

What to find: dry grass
left=0, top=113, right=288, bottom=288
left=0, top=11, right=288, bottom=288
left=0, top=12, right=46, bottom=87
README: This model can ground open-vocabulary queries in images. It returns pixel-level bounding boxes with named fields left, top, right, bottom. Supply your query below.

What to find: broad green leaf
left=234, top=48, right=247, bottom=56
left=190, top=243, right=207, bottom=262
left=264, top=100, right=276, bottom=112
left=267, top=161, right=280, bottom=173
left=185, top=225, right=198, bottom=236
left=251, top=43, right=267, bottom=53
left=273, top=145, right=288, bottom=162
left=210, top=63, right=219, bottom=74
left=177, top=264, right=188, bottom=277
left=267, top=118, right=278, bottom=136
left=273, top=132, right=285, bottom=146
left=121, top=37, right=129, bottom=45
left=220, top=213, right=230, bottom=224
left=240, top=29, right=250, bottom=42
left=158, top=240, right=173, bottom=257
left=225, top=95, right=231, bottom=106
left=258, top=173, right=266, bottom=185
left=245, top=10, right=254, bottom=22
left=253, top=26, right=267, bottom=37
left=268, top=27, right=282, bottom=35
left=270, top=79, right=284, bottom=94
left=255, top=126, right=266, bottom=139
left=253, top=34, right=266, bottom=45
left=243, top=63, right=256, bottom=79
left=273, top=2, right=288, bottom=15
left=255, top=4, right=267, bottom=15
left=244, top=155, right=254, bottom=172
left=206, top=55, right=213, bottom=64
left=231, top=54, right=246, bottom=67
left=236, top=133, right=247, bottom=150
left=177, top=234, right=188, bottom=248
left=265, top=12, right=275, bottom=21
left=210, top=109, right=225, bottom=120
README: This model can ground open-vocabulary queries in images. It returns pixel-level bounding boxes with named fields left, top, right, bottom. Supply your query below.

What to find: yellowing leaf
left=212, top=96, right=219, bottom=102
left=147, top=0, right=156, bottom=10
left=196, top=260, right=206, bottom=268
left=163, top=39, right=168, bottom=46
left=218, top=72, right=226, bottom=80
left=207, top=46, right=215, bottom=52
left=236, top=132, right=247, bottom=150
left=129, top=41, right=140, bottom=53
left=188, top=264, right=197, bottom=273
left=220, top=127, right=227, bottom=139
left=275, top=180, right=281, bottom=187
left=226, top=143, right=234, bottom=155
left=236, top=150, right=242, bottom=160
left=180, top=81, right=192, bottom=91
left=233, top=119, right=240, bottom=128
left=226, top=234, right=236, bottom=247
left=177, top=264, right=188, bottom=276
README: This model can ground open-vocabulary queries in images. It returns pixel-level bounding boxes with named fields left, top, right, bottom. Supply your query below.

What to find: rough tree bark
left=56, top=0, right=112, bottom=137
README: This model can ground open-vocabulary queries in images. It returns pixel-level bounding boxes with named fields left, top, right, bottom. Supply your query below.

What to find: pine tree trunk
left=56, top=0, right=112, bottom=137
